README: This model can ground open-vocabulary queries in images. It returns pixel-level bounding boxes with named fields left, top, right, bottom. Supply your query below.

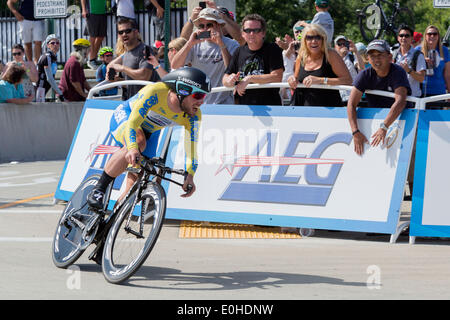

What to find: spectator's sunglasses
left=12, top=51, right=23, bottom=56
left=177, top=82, right=207, bottom=100
left=243, top=28, right=263, bottom=34
left=398, top=33, right=411, bottom=38
left=118, top=28, right=135, bottom=35
left=49, top=41, right=60, bottom=45
left=426, top=32, right=438, bottom=37
left=198, top=23, right=214, bottom=30
left=305, top=35, right=322, bottom=41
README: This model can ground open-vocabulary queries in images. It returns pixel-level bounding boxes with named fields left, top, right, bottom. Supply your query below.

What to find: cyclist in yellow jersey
left=88, top=67, right=211, bottom=209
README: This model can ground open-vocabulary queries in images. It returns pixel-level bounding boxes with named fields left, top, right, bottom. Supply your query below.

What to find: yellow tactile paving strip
left=179, top=221, right=301, bottom=239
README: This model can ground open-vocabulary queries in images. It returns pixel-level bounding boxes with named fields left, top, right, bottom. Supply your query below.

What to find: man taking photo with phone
left=171, top=7, right=240, bottom=104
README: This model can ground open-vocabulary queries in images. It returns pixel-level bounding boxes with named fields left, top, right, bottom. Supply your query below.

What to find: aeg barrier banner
left=164, top=105, right=417, bottom=234
left=54, top=99, right=167, bottom=204
left=410, top=110, right=450, bottom=237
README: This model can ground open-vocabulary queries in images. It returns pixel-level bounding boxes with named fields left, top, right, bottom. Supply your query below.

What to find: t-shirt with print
left=353, top=63, right=411, bottom=107
left=225, top=42, right=284, bottom=105
left=186, top=36, right=240, bottom=104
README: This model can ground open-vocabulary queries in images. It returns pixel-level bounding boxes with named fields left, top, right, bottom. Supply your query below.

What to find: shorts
left=18, top=19, right=44, bottom=43
left=110, top=102, right=161, bottom=158
left=86, top=14, right=107, bottom=37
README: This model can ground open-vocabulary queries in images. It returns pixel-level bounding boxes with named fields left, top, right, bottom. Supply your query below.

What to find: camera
left=196, top=31, right=211, bottom=39
left=107, top=68, right=116, bottom=81
left=199, top=1, right=206, bottom=9
left=294, top=41, right=300, bottom=50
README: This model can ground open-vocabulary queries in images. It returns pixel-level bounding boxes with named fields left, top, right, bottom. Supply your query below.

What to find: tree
left=236, top=0, right=449, bottom=44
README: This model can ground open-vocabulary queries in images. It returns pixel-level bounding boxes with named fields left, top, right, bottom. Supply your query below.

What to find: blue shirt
left=417, top=45, right=450, bottom=95
left=0, top=80, right=25, bottom=103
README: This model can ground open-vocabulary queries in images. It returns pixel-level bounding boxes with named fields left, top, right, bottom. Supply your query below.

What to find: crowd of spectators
left=0, top=0, right=448, bottom=109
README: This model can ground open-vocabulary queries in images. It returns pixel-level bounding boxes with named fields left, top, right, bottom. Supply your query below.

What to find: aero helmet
left=162, top=67, right=210, bottom=104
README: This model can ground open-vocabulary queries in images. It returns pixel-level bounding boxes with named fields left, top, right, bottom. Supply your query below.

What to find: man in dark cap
left=346, top=39, right=411, bottom=155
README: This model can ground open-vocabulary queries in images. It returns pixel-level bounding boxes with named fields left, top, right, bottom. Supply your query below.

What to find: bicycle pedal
left=124, top=226, right=145, bottom=239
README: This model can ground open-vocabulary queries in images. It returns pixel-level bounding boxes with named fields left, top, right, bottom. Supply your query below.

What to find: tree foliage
left=236, top=0, right=449, bottom=45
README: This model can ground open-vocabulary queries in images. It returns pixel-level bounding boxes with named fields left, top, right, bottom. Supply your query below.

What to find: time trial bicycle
left=52, top=156, right=190, bottom=284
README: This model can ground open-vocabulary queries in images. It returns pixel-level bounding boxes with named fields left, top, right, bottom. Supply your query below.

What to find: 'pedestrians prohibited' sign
left=433, top=0, right=450, bottom=8
left=34, top=0, right=68, bottom=18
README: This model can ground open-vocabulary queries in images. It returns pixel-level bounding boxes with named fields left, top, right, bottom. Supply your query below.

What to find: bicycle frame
left=87, top=157, right=188, bottom=261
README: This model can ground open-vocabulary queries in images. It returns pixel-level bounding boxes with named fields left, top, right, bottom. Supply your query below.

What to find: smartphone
left=143, top=45, right=154, bottom=60
left=199, top=1, right=206, bottom=9
left=196, top=30, right=211, bottom=39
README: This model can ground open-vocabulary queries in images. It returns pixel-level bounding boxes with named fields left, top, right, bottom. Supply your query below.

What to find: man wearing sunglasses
left=223, top=13, right=284, bottom=106
left=392, top=25, right=426, bottom=98
left=107, top=18, right=159, bottom=100
left=88, top=67, right=210, bottom=210
left=171, top=7, right=240, bottom=105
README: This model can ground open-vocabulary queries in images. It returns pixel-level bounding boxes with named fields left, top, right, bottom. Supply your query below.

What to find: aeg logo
left=217, top=131, right=352, bottom=206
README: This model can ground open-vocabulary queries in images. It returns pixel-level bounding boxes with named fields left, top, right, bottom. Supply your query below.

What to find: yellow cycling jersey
left=112, top=82, right=201, bottom=176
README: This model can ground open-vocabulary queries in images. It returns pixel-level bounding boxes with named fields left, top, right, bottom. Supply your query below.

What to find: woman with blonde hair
left=417, top=25, right=450, bottom=98
left=288, top=24, right=351, bottom=106
left=146, top=37, right=188, bottom=77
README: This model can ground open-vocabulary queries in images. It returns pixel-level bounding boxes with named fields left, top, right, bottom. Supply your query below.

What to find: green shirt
left=88, top=0, right=106, bottom=15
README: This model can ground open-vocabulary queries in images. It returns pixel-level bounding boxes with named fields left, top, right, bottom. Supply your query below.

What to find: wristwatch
left=379, top=122, right=388, bottom=131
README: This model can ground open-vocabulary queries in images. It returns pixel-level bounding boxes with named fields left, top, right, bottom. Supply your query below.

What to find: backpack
left=392, top=48, right=423, bottom=71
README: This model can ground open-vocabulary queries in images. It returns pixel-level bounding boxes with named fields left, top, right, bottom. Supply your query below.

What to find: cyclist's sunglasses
left=176, top=82, right=207, bottom=100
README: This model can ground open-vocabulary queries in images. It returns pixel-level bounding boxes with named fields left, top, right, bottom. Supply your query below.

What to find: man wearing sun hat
left=171, top=7, right=240, bottom=104
left=346, top=39, right=411, bottom=156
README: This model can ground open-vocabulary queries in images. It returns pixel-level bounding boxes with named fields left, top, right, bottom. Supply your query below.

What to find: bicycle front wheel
left=102, top=182, right=166, bottom=284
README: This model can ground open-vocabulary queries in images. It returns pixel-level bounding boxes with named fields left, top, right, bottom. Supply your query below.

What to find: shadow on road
left=89, top=265, right=367, bottom=290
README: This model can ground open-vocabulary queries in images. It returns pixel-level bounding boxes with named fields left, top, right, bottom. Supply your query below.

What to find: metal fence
left=0, top=5, right=187, bottom=64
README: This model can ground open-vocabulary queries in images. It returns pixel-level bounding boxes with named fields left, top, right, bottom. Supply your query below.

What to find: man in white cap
left=171, top=7, right=240, bottom=104
left=347, top=39, right=411, bottom=155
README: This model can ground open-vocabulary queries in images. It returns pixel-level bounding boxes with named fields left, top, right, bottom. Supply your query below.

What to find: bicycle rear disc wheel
left=358, top=4, right=383, bottom=42
left=102, top=182, right=166, bottom=284
left=52, top=174, right=101, bottom=268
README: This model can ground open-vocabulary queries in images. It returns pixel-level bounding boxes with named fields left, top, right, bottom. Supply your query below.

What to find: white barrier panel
left=410, top=109, right=450, bottom=237
left=54, top=99, right=168, bottom=205
left=164, top=104, right=417, bottom=234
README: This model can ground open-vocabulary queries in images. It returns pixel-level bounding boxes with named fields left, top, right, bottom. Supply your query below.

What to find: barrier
left=409, top=106, right=450, bottom=242
left=55, top=81, right=449, bottom=242
left=0, top=101, right=84, bottom=163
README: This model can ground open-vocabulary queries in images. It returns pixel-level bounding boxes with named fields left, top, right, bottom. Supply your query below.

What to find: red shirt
left=59, top=55, right=87, bottom=101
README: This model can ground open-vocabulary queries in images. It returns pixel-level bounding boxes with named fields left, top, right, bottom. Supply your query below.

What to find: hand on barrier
left=353, top=131, right=369, bottom=156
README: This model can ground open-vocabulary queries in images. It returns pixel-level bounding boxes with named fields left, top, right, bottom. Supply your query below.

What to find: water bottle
left=426, top=50, right=435, bottom=76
